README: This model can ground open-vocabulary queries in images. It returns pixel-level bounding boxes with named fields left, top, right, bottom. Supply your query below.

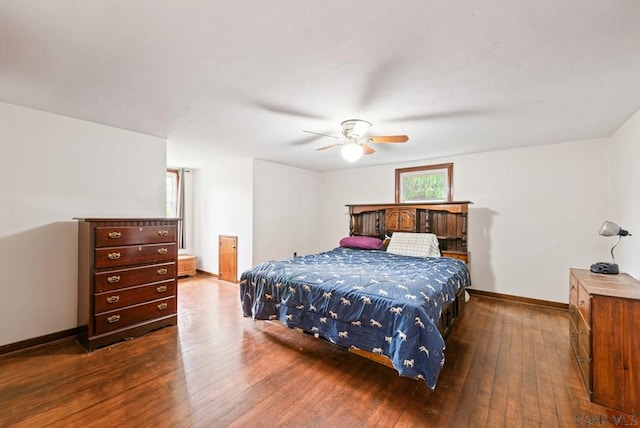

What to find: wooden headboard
left=346, top=201, right=471, bottom=263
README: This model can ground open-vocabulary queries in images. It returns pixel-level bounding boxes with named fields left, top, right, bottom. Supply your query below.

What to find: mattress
left=240, top=247, right=471, bottom=389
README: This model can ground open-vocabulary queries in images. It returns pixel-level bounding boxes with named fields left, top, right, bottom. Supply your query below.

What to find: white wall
left=186, top=159, right=322, bottom=278
left=0, top=102, right=166, bottom=346
left=321, top=138, right=611, bottom=303
left=610, top=109, right=640, bottom=279
left=319, top=164, right=399, bottom=251
left=252, top=160, right=322, bottom=265
left=191, top=159, right=253, bottom=277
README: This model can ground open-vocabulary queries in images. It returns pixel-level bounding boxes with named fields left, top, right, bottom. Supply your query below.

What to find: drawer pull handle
left=108, top=231, right=122, bottom=239
left=107, top=275, right=121, bottom=284
left=107, top=315, right=121, bottom=323
left=157, top=268, right=168, bottom=275
left=158, top=229, right=169, bottom=236
left=157, top=248, right=168, bottom=255
left=107, top=295, right=120, bottom=304
left=108, top=252, right=121, bottom=260
left=157, top=302, right=168, bottom=310
left=157, top=285, right=167, bottom=293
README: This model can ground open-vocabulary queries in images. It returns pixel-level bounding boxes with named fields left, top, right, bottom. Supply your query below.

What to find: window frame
left=394, top=163, right=454, bottom=203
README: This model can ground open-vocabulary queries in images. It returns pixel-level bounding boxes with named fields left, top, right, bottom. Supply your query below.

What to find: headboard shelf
left=348, top=201, right=471, bottom=214
left=346, top=202, right=472, bottom=263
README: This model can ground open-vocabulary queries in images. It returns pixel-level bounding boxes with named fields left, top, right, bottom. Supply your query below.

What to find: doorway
left=218, top=235, right=238, bottom=283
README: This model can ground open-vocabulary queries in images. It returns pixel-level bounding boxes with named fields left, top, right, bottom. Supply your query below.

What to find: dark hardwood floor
left=0, top=275, right=626, bottom=427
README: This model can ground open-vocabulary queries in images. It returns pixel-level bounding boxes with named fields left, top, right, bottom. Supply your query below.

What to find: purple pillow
left=339, top=236, right=383, bottom=250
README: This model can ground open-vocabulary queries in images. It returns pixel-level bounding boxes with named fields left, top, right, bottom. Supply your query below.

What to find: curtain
left=176, top=168, right=189, bottom=249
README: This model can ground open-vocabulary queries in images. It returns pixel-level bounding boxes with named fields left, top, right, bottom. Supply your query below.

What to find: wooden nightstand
left=178, top=254, right=197, bottom=277
left=569, top=268, right=640, bottom=414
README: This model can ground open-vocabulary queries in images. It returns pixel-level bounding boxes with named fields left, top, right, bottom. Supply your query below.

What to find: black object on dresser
left=75, top=218, right=180, bottom=351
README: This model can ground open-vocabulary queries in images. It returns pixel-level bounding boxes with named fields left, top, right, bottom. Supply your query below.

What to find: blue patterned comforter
left=239, top=247, right=471, bottom=389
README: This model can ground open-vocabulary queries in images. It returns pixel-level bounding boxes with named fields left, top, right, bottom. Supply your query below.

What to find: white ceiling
left=1, top=1, right=639, bottom=171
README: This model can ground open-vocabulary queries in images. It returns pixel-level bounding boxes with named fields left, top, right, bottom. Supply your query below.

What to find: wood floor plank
left=485, top=301, right=512, bottom=427
left=0, top=276, right=623, bottom=428
left=429, top=308, right=481, bottom=426
left=504, top=306, right=524, bottom=427
left=532, top=310, right=563, bottom=427
left=433, top=297, right=493, bottom=427
left=466, top=301, right=501, bottom=428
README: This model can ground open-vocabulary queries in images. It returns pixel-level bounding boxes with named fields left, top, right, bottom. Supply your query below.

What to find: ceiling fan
left=303, top=119, right=409, bottom=162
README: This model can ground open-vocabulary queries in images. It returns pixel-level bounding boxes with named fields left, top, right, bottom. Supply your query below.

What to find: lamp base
left=590, top=262, right=619, bottom=275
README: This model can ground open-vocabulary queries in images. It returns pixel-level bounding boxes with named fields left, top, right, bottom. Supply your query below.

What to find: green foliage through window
left=403, top=173, right=446, bottom=201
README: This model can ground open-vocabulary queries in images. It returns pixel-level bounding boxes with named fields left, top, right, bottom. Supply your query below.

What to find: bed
left=240, top=201, right=472, bottom=389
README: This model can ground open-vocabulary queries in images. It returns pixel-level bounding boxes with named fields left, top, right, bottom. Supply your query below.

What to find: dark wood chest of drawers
left=569, top=268, right=640, bottom=414
left=76, top=218, right=179, bottom=351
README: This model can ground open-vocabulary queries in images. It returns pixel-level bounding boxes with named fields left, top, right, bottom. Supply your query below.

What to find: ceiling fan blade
left=289, top=134, right=323, bottom=146
left=362, top=144, right=375, bottom=155
left=316, top=144, right=339, bottom=151
left=256, top=101, right=326, bottom=120
left=369, top=135, right=409, bottom=143
left=303, top=130, right=340, bottom=139
left=388, top=109, right=489, bottom=122
left=357, top=59, right=400, bottom=110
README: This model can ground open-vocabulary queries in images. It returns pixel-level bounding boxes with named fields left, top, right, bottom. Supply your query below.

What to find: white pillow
left=386, top=232, right=441, bottom=258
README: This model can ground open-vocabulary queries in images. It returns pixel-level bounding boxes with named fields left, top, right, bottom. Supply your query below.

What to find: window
left=166, top=169, right=179, bottom=218
left=395, top=163, right=453, bottom=203
left=167, top=168, right=188, bottom=250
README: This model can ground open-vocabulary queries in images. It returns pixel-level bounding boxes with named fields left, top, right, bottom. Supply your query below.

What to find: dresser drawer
left=570, top=320, right=579, bottom=357
left=95, top=243, right=176, bottom=269
left=95, top=225, right=176, bottom=247
left=576, top=338, right=592, bottom=394
left=570, top=274, right=578, bottom=304
left=94, top=281, right=176, bottom=314
left=576, top=310, right=591, bottom=360
left=94, top=263, right=175, bottom=292
left=94, top=297, right=176, bottom=335
left=569, top=303, right=580, bottom=331
left=577, top=282, right=591, bottom=323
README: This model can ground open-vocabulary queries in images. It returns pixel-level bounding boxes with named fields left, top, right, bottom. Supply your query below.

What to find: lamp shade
left=341, top=143, right=364, bottom=162
left=599, top=221, right=630, bottom=237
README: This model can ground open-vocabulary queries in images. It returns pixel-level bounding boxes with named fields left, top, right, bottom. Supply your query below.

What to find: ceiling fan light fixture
left=307, top=118, right=407, bottom=161
left=341, top=119, right=372, bottom=137
left=341, top=142, right=364, bottom=162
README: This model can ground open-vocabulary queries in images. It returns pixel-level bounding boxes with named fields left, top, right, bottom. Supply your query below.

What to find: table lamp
left=590, top=221, right=631, bottom=274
